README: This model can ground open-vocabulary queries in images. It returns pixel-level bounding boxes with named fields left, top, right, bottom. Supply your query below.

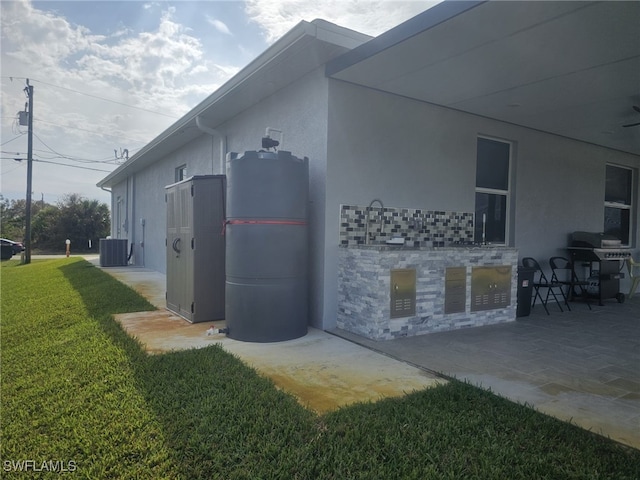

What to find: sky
left=1, top=0, right=435, bottom=206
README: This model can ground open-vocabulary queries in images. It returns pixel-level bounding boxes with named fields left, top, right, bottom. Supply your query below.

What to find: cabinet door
left=471, top=266, right=512, bottom=311
left=166, top=188, right=180, bottom=312
left=445, top=267, right=467, bottom=314
left=166, top=182, right=194, bottom=320
left=390, top=269, right=416, bottom=318
left=178, top=182, right=194, bottom=319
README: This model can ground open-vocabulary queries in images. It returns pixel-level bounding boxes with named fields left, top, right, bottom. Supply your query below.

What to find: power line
left=3, top=147, right=127, bottom=164
left=0, top=157, right=111, bottom=174
left=31, top=158, right=113, bottom=173
left=5, top=119, right=143, bottom=161
left=35, top=118, right=146, bottom=144
left=3, top=76, right=179, bottom=119
left=0, top=160, right=26, bottom=175
left=1, top=134, right=25, bottom=146
left=32, top=131, right=67, bottom=159
left=31, top=132, right=128, bottom=164
left=2, top=150, right=119, bottom=164
left=3, top=77, right=157, bottom=164
left=29, top=78, right=180, bottom=119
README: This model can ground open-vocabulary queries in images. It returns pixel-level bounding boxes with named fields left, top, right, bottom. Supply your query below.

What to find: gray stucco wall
left=324, top=80, right=639, bottom=329
left=111, top=135, right=215, bottom=271
left=110, top=67, right=331, bottom=329
left=109, top=72, right=638, bottom=334
left=220, top=67, right=330, bottom=329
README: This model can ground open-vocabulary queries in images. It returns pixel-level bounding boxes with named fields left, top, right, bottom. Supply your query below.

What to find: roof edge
left=99, top=19, right=369, bottom=189
left=325, top=0, right=485, bottom=77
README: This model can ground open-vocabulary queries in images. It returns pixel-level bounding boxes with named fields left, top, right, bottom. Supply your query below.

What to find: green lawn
left=2, top=258, right=639, bottom=479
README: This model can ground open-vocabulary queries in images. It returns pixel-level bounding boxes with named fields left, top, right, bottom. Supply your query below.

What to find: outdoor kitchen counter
left=343, top=244, right=517, bottom=251
left=337, top=245, right=518, bottom=340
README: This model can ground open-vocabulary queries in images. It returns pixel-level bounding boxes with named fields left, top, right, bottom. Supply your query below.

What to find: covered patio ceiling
left=327, top=1, right=640, bottom=157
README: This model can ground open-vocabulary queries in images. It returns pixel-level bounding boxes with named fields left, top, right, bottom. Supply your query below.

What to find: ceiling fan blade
left=622, top=122, right=640, bottom=128
left=633, top=105, right=640, bottom=114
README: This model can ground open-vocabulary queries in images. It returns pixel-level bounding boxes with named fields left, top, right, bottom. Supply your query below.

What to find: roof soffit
left=328, top=1, right=640, bottom=157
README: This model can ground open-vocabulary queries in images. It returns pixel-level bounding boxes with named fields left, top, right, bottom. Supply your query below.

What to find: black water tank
left=225, top=150, right=309, bottom=342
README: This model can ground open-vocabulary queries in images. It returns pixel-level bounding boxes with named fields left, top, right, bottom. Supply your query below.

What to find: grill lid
left=570, top=231, right=621, bottom=249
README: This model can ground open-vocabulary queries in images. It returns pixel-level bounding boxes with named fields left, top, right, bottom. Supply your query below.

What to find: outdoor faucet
left=365, top=199, right=384, bottom=244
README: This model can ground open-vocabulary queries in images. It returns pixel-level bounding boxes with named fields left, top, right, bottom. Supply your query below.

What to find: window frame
left=604, top=164, right=634, bottom=246
left=175, top=164, right=187, bottom=183
left=474, top=136, right=512, bottom=245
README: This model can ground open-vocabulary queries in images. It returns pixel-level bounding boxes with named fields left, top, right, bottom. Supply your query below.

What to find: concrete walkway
left=92, top=262, right=443, bottom=414
left=87, top=257, right=638, bottom=449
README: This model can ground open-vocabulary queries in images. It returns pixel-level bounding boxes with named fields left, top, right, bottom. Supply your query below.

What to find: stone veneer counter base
left=337, top=245, right=519, bottom=340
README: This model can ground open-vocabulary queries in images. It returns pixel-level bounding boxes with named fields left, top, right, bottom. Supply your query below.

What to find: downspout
left=131, top=174, right=143, bottom=267
left=196, top=116, right=226, bottom=174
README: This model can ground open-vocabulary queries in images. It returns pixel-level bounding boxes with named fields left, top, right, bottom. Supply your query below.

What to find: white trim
left=475, top=136, right=513, bottom=245
left=604, top=164, right=634, bottom=247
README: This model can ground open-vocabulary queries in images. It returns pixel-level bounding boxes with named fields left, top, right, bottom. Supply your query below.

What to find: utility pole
left=23, top=79, right=33, bottom=264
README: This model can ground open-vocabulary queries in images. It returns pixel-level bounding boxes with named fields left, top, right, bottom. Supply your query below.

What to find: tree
left=55, top=194, right=110, bottom=252
left=0, top=195, right=46, bottom=242
left=0, top=196, right=25, bottom=241
left=31, top=206, right=61, bottom=248
left=36, top=194, right=110, bottom=252
left=4, top=194, right=110, bottom=253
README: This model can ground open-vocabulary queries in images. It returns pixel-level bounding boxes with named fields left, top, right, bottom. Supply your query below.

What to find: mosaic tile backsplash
left=339, top=205, right=474, bottom=247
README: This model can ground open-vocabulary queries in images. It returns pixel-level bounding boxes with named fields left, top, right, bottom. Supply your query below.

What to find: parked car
left=1, top=238, right=25, bottom=257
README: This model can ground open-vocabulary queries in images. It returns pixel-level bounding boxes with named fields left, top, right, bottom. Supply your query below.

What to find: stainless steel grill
left=567, top=231, right=628, bottom=305
left=567, top=247, right=631, bottom=261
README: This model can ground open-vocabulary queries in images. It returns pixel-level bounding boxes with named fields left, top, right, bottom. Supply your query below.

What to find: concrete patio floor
left=334, top=297, right=640, bottom=450
left=91, top=257, right=638, bottom=449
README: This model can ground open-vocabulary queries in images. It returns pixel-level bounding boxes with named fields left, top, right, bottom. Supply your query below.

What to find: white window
left=475, top=137, right=511, bottom=244
left=604, top=165, right=633, bottom=246
left=175, top=164, right=187, bottom=182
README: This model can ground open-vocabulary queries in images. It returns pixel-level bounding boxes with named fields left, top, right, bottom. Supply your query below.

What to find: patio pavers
left=333, top=298, right=639, bottom=449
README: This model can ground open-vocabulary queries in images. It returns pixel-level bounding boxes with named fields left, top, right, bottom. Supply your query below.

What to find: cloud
left=0, top=1, right=239, bottom=113
left=0, top=0, right=439, bottom=204
left=244, top=0, right=436, bottom=43
left=0, top=0, right=238, bottom=203
left=206, top=16, right=233, bottom=35
left=1, top=0, right=105, bottom=69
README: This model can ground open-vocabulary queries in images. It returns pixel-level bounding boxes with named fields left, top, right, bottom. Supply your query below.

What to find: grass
left=2, top=257, right=639, bottom=479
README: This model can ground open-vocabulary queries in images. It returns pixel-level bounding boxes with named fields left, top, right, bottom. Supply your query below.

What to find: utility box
left=445, top=267, right=467, bottom=314
left=471, top=266, right=512, bottom=312
left=390, top=268, right=416, bottom=318
left=165, top=175, right=225, bottom=323
left=99, top=238, right=128, bottom=267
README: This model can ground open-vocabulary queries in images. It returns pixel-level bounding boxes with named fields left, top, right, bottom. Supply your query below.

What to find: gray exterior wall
left=323, top=80, right=639, bottom=329
left=221, top=67, right=330, bottom=329
left=110, top=135, right=216, bottom=270
left=109, top=67, right=331, bottom=329
left=109, top=72, right=638, bottom=334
